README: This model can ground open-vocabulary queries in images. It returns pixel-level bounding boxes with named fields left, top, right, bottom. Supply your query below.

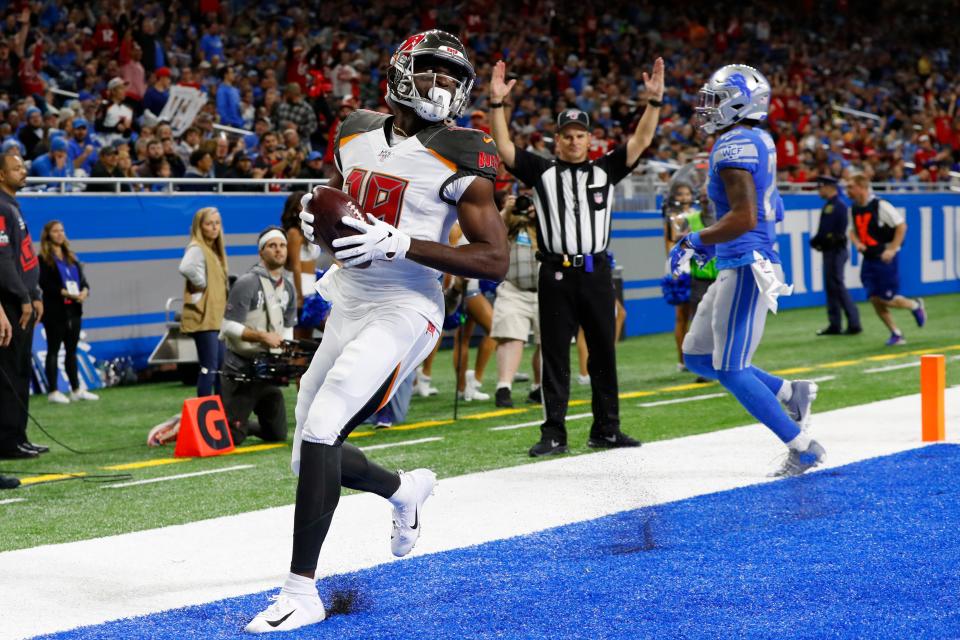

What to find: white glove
left=298, top=193, right=316, bottom=243
left=332, top=213, right=411, bottom=267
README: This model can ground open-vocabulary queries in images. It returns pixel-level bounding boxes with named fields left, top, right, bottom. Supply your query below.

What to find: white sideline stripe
left=2, top=389, right=958, bottom=640
left=865, top=354, right=960, bottom=374
left=0, top=498, right=25, bottom=505
left=360, top=437, right=442, bottom=451
left=638, top=393, right=726, bottom=407
left=489, top=412, right=591, bottom=431
left=865, top=361, right=921, bottom=373
left=105, top=465, right=255, bottom=489
left=810, top=375, right=836, bottom=383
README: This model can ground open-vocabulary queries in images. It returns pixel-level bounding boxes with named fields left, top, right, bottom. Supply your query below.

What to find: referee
left=489, top=58, right=664, bottom=457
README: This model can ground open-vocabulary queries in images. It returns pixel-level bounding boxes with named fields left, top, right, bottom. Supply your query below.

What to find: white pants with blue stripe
left=682, top=264, right=779, bottom=371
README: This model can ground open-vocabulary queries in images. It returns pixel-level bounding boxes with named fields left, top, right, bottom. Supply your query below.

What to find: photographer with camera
left=219, top=227, right=298, bottom=445
left=492, top=190, right=542, bottom=408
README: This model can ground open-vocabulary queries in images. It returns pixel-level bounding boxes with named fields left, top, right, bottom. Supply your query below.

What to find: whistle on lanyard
left=562, top=254, right=571, bottom=267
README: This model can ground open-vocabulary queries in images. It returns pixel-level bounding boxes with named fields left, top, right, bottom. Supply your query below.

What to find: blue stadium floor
left=41, top=445, right=960, bottom=640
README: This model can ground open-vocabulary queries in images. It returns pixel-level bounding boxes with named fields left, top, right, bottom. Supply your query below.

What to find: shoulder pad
left=337, top=110, right=389, bottom=147
left=417, top=125, right=500, bottom=181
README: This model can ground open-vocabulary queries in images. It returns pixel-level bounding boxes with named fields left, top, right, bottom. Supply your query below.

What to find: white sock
left=388, top=472, right=411, bottom=508
left=910, top=300, right=920, bottom=310
left=530, top=383, right=541, bottom=392
left=282, top=572, right=318, bottom=597
left=777, top=381, right=793, bottom=403
left=786, top=432, right=812, bottom=452
left=497, top=382, right=511, bottom=391
left=419, top=373, right=432, bottom=383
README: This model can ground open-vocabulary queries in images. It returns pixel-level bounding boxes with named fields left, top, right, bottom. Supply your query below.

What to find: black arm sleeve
left=508, top=147, right=553, bottom=188
left=593, top=144, right=641, bottom=185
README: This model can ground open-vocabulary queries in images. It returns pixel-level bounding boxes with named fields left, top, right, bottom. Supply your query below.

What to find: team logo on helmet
left=725, top=73, right=752, bottom=99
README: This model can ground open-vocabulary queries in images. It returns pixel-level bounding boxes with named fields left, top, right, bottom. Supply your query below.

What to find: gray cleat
left=769, top=440, right=826, bottom=478
left=785, top=380, right=819, bottom=431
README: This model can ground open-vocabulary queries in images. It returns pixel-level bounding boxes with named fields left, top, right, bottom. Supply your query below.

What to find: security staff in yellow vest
left=219, top=227, right=297, bottom=445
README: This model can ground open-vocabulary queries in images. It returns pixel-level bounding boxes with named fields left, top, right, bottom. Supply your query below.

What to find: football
left=305, top=185, right=370, bottom=268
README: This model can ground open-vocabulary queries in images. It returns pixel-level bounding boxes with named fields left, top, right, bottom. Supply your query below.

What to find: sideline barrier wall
left=20, top=192, right=960, bottom=366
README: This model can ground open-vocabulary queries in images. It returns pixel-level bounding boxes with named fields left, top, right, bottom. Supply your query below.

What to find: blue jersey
left=707, top=126, right=783, bottom=269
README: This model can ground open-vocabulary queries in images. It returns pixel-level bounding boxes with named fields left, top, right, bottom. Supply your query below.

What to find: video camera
left=513, top=194, right=533, bottom=217
left=227, top=339, right=320, bottom=386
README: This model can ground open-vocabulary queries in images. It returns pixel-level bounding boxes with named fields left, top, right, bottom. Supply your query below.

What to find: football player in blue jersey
left=669, top=65, right=825, bottom=477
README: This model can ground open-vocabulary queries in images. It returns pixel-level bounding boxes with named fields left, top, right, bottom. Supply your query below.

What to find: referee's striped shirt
left=508, top=146, right=640, bottom=256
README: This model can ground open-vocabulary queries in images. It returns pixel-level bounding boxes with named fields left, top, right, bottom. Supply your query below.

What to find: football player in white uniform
left=245, top=30, right=508, bottom=633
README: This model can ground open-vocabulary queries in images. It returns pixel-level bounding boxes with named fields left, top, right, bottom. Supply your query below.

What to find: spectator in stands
left=119, top=43, right=146, bottom=102
left=38, top=220, right=97, bottom=404
left=199, top=23, right=224, bottom=62
left=66, top=119, right=97, bottom=175
left=216, top=66, right=244, bottom=128
left=142, top=67, right=171, bottom=117
left=223, top=152, right=266, bottom=191
left=178, top=206, right=228, bottom=397
left=18, top=107, right=45, bottom=159
left=298, top=151, right=325, bottom=180
left=161, top=135, right=186, bottom=177
left=181, top=149, right=216, bottom=191
left=136, top=138, right=165, bottom=178
left=273, top=82, right=317, bottom=140
left=29, top=137, right=74, bottom=184
left=96, top=77, right=133, bottom=143
left=323, top=95, right=356, bottom=172
left=87, top=144, right=123, bottom=191
left=244, top=117, right=270, bottom=154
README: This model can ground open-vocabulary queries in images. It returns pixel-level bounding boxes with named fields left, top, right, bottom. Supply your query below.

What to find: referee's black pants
left=537, top=254, right=619, bottom=444
left=0, top=298, right=34, bottom=453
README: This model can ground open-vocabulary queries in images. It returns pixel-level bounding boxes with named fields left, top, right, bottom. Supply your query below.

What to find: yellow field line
left=19, top=473, right=87, bottom=486
left=618, top=390, right=658, bottom=399
left=865, top=354, right=903, bottom=361
left=103, top=458, right=188, bottom=471
left=224, top=443, right=286, bottom=455
left=464, top=408, right=526, bottom=420
left=657, top=382, right=716, bottom=392
left=820, top=360, right=861, bottom=369
left=771, top=366, right=814, bottom=375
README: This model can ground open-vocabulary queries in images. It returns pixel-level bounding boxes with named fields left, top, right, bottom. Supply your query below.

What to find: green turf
left=1, top=293, right=957, bottom=551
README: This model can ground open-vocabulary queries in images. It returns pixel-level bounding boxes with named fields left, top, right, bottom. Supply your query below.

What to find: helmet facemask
left=389, top=52, right=474, bottom=123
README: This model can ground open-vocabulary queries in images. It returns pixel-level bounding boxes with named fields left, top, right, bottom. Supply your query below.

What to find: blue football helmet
left=694, top=64, right=771, bottom=134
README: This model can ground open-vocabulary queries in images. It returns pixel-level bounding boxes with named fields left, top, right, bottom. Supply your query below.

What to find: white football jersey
left=316, top=110, right=499, bottom=326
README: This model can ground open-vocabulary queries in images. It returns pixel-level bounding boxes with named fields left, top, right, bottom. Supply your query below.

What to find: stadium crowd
left=0, top=0, right=957, bottom=190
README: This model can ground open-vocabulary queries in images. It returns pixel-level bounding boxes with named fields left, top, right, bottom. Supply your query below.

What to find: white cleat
left=48, top=391, right=70, bottom=404
left=70, top=389, right=99, bottom=401
left=245, top=592, right=326, bottom=634
left=391, top=469, right=437, bottom=557
left=415, top=370, right=439, bottom=397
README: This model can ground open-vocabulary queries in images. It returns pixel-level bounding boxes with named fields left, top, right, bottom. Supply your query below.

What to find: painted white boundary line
left=810, top=375, right=837, bottom=383
left=865, top=361, right=921, bottom=374
left=638, top=393, right=727, bottom=408
left=361, top=437, right=443, bottom=451
left=489, top=412, right=592, bottom=432
left=0, top=498, right=25, bottom=505
left=105, top=465, right=255, bottom=489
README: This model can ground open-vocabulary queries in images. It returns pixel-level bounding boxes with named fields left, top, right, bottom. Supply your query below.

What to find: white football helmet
left=694, top=64, right=771, bottom=134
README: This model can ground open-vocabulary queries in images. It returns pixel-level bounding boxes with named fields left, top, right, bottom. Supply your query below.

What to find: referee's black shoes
left=22, top=441, right=49, bottom=454
left=0, top=474, right=20, bottom=489
left=0, top=444, right=39, bottom=459
left=528, top=439, right=569, bottom=457
left=587, top=432, right=642, bottom=449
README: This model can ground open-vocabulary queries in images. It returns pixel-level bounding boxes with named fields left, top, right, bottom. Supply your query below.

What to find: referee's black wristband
left=647, top=98, right=663, bottom=108
left=489, top=102, right=505, bottom=108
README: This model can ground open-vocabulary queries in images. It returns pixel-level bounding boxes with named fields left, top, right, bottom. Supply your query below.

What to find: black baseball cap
left=557, top=108, right=590, bottom=131
left=816, top=175, right=839, bottom=186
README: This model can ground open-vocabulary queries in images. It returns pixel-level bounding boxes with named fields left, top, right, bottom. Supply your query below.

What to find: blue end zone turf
left=40, top=445, right=960, bottom=639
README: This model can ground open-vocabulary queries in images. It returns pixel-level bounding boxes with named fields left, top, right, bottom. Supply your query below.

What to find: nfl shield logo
left=593, top=191, right=603, bottom=205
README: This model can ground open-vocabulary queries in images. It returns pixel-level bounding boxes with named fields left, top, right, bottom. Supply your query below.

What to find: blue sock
left=716, top=368, right=800, bottom=443
left=683, top=353, right=718, bottom=380
left=750, top=366, right=785, bottom=397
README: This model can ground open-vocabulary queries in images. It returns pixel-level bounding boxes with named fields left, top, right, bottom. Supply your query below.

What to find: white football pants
left=291, top=301, right=439, bottom=474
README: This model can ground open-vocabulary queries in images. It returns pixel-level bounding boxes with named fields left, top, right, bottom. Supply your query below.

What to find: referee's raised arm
left=625, top=57, right=665, bottom=167
left=488, top=60, right=517, bottom=168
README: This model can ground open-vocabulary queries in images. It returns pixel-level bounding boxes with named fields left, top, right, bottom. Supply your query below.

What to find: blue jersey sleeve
left=712, top=134, right=762, bottom=173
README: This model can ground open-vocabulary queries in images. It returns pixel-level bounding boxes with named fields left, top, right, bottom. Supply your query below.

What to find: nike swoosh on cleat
left=605, top=435, right=618, bottom=443
left=267, top=610, right=296, bottom=628
left=411, top=506, right=419, bottom=530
